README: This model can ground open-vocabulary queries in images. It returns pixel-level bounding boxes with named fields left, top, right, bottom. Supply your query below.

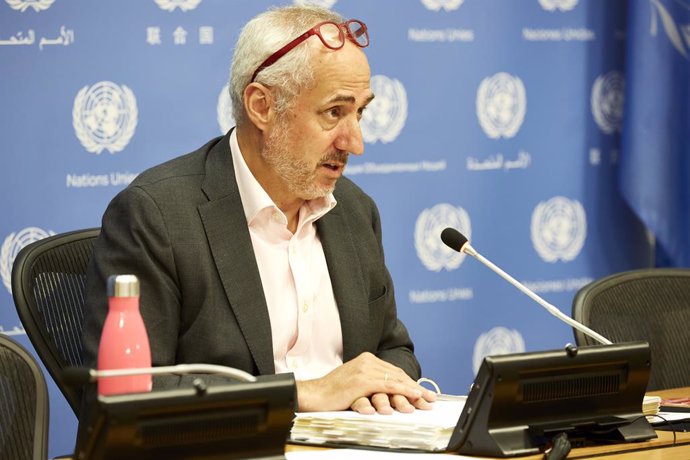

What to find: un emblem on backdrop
left=476, top=72, right=526, bottom=139
left=591, top=71, right=624, bottom=134
left=531, top=196, right=586, bottom=263
left=73, top=81, right=138, bottom=154
left=415, top=204, right=471, bottom=272
left=1, top=227, right=55, bottom=293
left=360, top=75, right=408, bottom=144
left=154, top=0, right=202, bottom=12
left=5, top=0, right=54, bottom=12
left=420, top=0, right=464, bottom=11
left=472, top=327, right=525, bottom=375
left=294, top=0, right=337, bottom=7
left=217, top=84, right=234, bottom=134
left=538, top=0, right=578, bottom=12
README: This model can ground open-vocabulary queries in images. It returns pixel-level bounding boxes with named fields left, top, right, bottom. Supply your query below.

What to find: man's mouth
left=322, top=162, right=343, bottom=171
left=320, top=152, right=349, bottom=172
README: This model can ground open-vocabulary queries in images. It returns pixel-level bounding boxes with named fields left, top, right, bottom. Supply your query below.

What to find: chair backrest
left=11, top=228, right=100, bottom=415
left=572, top=268, right=690, bottom=390
left=0, top=334, right=49, bottom=460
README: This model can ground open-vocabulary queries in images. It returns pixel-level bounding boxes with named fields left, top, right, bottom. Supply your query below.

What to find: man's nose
left=335, top=116, right=364, bottom=155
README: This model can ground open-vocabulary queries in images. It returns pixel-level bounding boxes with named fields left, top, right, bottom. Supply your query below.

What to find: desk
left=563, top=387, right=690, bottom=459
left=287, top=387, right=690, bottom=459
left=67, top=388, right=690, bottom=459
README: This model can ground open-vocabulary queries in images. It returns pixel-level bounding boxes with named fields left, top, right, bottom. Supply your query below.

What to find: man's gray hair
left=230, top=5, right=344, bottom=127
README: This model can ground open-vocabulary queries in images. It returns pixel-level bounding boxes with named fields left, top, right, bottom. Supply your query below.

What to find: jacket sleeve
left=369, top=199, right=421, bottom=380
left=81, top=185, right=182, bottom=373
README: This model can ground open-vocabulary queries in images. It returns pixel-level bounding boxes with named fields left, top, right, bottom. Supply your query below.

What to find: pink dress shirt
left=229, top=131, right=344, bottom=380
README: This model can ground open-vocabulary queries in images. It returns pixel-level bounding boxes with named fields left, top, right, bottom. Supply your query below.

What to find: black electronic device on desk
left=74, top=373, right=296, bottom=460
left=447, top=341, right=655, bottom=457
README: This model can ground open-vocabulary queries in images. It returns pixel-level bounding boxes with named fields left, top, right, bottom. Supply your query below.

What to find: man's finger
left=410, top=395, right=435, bottom=410
left=380, top=380, right=423, bottom=400
left=390, top=394, right=415, bottom=413
left=351, top=396, right=376, bottom=415
left=371, top=392, right=394, bottom=415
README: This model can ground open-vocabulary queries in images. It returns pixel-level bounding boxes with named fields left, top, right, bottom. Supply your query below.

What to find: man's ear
left=243, top=82, right=273, bottom=131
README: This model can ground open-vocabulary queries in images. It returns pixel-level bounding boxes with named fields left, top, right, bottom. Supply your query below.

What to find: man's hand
left=295, top=352, right=436, bottom=414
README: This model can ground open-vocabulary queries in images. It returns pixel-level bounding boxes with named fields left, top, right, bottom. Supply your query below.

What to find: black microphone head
left=441, top=227, right=468, bottom=252
left=63, top=367, right=94, bottom=387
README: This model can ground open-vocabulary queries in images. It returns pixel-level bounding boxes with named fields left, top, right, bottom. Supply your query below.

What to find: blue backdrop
left=620, top=0, right=690, bottom=267
left=1, top=0, right=666, bottom=456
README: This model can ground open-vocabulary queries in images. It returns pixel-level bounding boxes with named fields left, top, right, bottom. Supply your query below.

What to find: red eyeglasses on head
left=251, top=19, right=369, bottom=83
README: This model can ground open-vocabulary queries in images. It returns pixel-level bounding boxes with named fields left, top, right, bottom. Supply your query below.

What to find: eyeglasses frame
left=250, top=19, right=369, bottom=83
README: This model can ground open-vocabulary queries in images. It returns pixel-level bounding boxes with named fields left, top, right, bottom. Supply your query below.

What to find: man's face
left=261, top=41, right=374, bottom=201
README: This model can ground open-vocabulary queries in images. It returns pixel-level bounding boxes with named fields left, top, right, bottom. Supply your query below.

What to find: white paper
left=291, top=399, right=465, bottom=452
left=649, top=411, right=690, bottom=424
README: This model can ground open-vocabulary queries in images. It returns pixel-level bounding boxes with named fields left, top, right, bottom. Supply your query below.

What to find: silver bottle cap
left=107, top=274, right=140, bottom=297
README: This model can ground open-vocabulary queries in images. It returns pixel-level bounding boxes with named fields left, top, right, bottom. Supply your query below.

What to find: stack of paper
left=643, top=395, right=661, bottom=416
left=290, top=398, right=465, bottom=452
left=650, top=396, right=690, bottom=426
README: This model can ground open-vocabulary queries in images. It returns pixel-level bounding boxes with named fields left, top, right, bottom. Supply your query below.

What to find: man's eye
left=357, top=106, right=367, bottom=120
left=327, top=107, right=342, bottom=118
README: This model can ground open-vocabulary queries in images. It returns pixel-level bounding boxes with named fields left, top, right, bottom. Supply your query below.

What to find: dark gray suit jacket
left=81, top=130, right=420, bottom=385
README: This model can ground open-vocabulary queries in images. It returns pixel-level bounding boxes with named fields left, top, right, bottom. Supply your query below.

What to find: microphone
left=440, top=227, right=612, bottom=345
left=64, top=363, right=258, bottom=388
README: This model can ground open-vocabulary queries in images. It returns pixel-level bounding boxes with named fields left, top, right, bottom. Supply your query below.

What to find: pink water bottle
left=97, top=274, right=152, bottom=395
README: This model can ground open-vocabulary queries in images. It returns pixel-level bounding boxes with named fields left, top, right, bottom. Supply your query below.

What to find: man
left=82, top=4, right=435, bottom=415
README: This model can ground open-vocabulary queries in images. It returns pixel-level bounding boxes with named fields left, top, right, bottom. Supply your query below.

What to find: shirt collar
left=229, top=129, right=337, bottom=226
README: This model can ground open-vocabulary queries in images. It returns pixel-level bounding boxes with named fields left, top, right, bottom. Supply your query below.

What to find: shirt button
left=302, top=302, right=309, bottom=313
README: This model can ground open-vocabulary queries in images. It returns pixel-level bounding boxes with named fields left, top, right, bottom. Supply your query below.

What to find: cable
left=543, top=432, right=571, bottom=460
left=646, top=414, right=678, bottom=446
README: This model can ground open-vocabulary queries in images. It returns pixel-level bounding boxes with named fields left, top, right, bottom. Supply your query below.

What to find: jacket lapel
left=198, top=131, right=275, bottom=375
left=317, top=205, right=371, bottom=362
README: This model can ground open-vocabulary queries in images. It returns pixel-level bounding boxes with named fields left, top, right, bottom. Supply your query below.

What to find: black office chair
left=11, top=228, right=100, bottom=416
left=0, top=334, right=50, bottom=460
left=572, top=268, right=690, bottom=390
